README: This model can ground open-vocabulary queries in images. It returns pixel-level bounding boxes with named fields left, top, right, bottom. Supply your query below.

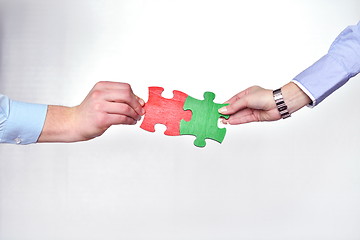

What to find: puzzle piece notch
left=180, top=92, right=229, bottom=147
left=140, top=87, right=192, bottom=136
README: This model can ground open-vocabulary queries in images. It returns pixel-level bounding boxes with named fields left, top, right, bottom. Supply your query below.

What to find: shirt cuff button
left=14, top=137, right=22, bottom=144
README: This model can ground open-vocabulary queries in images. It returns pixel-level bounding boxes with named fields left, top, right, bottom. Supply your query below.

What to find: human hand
left=218, top=83, right=311, bottom=125
left=72, top=81, right=145, bottom=141
left=38, top=81, right=145, bottom=142
left=218, top=86, right=280, bottom=125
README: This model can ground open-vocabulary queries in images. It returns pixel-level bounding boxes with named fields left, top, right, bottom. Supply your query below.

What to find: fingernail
left=139, top=98, right=145, bottom=106
left=219, top=107, right=227, bottom=113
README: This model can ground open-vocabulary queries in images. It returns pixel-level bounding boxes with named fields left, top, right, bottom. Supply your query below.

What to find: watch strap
left=273, top=88, right=291, bottom=119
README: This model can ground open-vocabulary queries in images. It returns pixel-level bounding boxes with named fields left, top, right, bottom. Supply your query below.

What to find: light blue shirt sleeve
left=292, top=21, right=360, bottom=107
left=0, top=94, right=48, bottom=144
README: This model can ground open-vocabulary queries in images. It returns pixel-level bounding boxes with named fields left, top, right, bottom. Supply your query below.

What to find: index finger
left=95, top=82, right=143, bottom=116
left=224, top=89, right=248, bottom=104
left=106, top=89, right=145, bottom=116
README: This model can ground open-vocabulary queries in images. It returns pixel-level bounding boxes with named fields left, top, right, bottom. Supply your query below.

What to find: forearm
left=293, top=22, right=360, bottom=106
left=281, top=82, right=311, bottom=114
left=37, top=105, right=80, bottom=143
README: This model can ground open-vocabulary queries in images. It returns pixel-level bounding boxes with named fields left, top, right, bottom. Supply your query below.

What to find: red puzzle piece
left=140, top=87, right=192, bottom=136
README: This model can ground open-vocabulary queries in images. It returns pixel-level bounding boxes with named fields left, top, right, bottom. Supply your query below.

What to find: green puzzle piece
left=180, top=92, right=229, bottom=147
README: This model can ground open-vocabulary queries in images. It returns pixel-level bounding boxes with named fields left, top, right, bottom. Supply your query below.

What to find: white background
left=0, top=0, right=360, bottom=239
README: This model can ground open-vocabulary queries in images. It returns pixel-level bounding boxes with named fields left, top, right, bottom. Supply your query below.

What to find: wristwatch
left=273, top=88, right=291, bottom=119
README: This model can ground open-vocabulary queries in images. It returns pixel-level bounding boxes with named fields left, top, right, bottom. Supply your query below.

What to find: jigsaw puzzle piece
left=180, top=92, right=229, bottom=147
left=140, top=87, right=192, bottom=136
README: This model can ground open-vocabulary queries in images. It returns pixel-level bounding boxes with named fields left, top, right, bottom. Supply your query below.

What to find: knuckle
left=95, top=81, right=106, bottom=88
left=94, top=102, right=102, bottom=111
left=94, top=102, right=104, bottom=112
left=121, top=82, right=131, bottom=90
left=248, top=86, right=257, bottom=92
left=249, top=85, right=261, bottom=93
left=123, top=104, right=132, bottom=113
left=121, top=84, right=134, bottom=97
left=118, top=104, right=132, bottom=114
left=95, top=113, right=108, bottom=127
left=122, top=90, right=134, bottom=101
left=117, top=115, right=128, bottom=124
left=90, top=90, right=102, bottom=99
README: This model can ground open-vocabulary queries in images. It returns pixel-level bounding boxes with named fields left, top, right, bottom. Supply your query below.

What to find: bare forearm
left=281, top=82, right=311, bottom=114
left=37, top=105, right=79, bottom=143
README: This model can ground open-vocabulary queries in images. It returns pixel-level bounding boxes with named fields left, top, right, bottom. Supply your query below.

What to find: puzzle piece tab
left=140, top=87, right=192, bottom=136
left=180, top=92, right=229, bottom=147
